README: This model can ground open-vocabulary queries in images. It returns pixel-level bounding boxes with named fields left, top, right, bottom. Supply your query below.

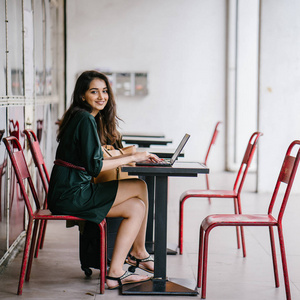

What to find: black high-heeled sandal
left=126, top=254, right=154, bottom=274
left=106, top=270, right=151, bottom=290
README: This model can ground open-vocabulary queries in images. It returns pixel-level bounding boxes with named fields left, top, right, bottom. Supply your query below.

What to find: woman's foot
left=106, top=270, right=151, bottom=289
left=126, top=253, right=154, bottom=274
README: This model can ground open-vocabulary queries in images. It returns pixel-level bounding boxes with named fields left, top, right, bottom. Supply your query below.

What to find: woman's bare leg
left=105, top=179, right=153, bottom=287
left=122, top=181, right=152, bottom=264
left=113, top=180, right=153, bottom=262
left=110, top=179, right=149, bottom=247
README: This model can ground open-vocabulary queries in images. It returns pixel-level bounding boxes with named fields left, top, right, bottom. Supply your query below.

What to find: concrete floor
left=0, top=172, right=300, bottom=300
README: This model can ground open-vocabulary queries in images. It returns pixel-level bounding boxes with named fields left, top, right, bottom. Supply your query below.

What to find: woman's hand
left=133, top=151, right=162, bottom=163
left=101, top=151, right=162, bottom=172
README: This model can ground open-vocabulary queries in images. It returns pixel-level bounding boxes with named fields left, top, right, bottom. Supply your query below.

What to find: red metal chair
left=23, top=129, right=49, bottom=258
left=179, top=132, right=263, bottom=255
left=3, top=136, right=107, bottom=295
left=197, top=140, right=300, bottom=300
left=202, top=121, right=222, bottom=203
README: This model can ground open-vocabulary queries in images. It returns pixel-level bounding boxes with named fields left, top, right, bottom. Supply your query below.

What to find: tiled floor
left=1, top=172, right=300, bottom=299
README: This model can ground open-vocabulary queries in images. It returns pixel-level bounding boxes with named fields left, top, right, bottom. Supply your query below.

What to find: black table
left=137, top=147, right=184, bottom=159
left=121, top=162, right=209, bottom=296
left=122, top=136, right=172, bottom=148
left=136, top=153, right=183, bottom=255
left=138, top=152, right=183, bottom=255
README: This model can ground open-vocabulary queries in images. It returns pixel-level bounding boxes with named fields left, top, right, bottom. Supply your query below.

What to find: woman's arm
left=101, top=151, right=161, bottom=172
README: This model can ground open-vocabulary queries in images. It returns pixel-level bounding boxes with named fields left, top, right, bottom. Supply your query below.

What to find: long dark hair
left=57, top=70, right=121, bottom=145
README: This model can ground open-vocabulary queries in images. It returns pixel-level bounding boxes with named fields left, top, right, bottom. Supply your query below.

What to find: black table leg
left=122, top=176, right=197, bottom=296
left=154, top=176, right=168, bottom=278
left=145, top=176, right=155, bottom=253
left=144, top=176, right=177, bottom=255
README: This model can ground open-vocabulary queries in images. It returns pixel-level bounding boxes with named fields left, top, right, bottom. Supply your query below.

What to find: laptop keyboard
left=137, top=159, right=171, bottom=166
left=147, top=160, right=170, bottom=165
left=156, top=160, right=170, bottom=165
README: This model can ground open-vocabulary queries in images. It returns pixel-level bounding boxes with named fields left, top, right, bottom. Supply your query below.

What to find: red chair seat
left=201, top=214, right=277, bottom=230
left=34, top=209, right=83, bottom=219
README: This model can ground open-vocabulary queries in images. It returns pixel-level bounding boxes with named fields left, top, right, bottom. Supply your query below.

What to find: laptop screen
left=170, top=134, right=190, bottom=163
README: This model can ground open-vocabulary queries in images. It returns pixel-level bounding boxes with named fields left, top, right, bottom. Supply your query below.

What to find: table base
left=146, top=241, right=177, bottom=255
left=122, top=278, right=198, bottom=296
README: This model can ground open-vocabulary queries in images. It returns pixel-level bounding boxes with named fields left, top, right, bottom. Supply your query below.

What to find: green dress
left=48, top=110, right=118, bottom=224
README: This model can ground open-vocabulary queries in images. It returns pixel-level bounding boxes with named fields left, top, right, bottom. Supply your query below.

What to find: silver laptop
left=136, top=133, right=190, bottom=166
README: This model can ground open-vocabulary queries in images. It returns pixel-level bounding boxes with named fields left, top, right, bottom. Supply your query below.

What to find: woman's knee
left=107, top=197, right=145, bottom=219
left=137, top=179, right=147, bottom=197
left=114, top=179, right=148, bottom=210
left=113, top=198, right=144, bottom=220
left=129, top=198, right=145, bottom=217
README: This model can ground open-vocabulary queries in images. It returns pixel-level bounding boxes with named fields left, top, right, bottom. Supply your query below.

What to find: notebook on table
left=136, top=133, right=190, bottom=167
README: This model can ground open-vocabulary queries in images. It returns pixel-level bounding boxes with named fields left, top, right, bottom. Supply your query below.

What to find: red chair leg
left=197, top=226, right=204, bottom=288
left=34, top=219, right=45, bottom=258
left=99, top=220, right=107, bottom=294
left=236, top=195, right=246, bottom=257
left=235, top=225, right=241, bottom=250
left=17, top=220, right=33, bottom=295
left=179, top=198, right=186, bottom=254
left=39, top=220, right=48, bottom=250
left=104, top=220, right=107, bottom=273
left=277, top=225, right=291, bottom=300
left=269, top=226, right=279, bottom=287
left=233, top=198, right=241, bottom=250
left=25, top=220, right=39, bottom=282
left=240, top=226, right=246, bottom=257
left=201, top=229, right=211, bottom=299
left=205, top=174, right=211, bottom=204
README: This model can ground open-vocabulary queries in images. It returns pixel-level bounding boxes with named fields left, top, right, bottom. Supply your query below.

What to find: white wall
left=66, top=0, right=226, bottom=171
left=258, top=0, right=300, bottom=192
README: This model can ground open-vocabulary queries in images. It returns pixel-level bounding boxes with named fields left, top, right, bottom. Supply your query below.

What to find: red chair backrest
left=204, top=122, right=221, bottom=165
left=3, top=136, right=40, bottom=217
left=233, top=132, right=263, bottom=195
left=24, top=129, right=50, bottom=196
left=268, top=140, right=300, bottom=223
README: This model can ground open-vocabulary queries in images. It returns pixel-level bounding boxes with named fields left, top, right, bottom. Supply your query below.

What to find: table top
left=121, top=132, right=165, bottom=138
left=121, top=161, right=209, bottom=177
left=137, top=147, right=184, bottom=158
left=122, top=136, right=172, bottom=144
left=122, top=136, right=173, bottom=148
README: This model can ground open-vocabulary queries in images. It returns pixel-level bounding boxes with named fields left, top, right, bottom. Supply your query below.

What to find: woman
left=48, top=70, right=161, bottom=289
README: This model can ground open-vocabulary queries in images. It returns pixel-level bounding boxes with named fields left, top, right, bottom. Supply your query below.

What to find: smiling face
left=82, top=78, right=109, bottom=116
